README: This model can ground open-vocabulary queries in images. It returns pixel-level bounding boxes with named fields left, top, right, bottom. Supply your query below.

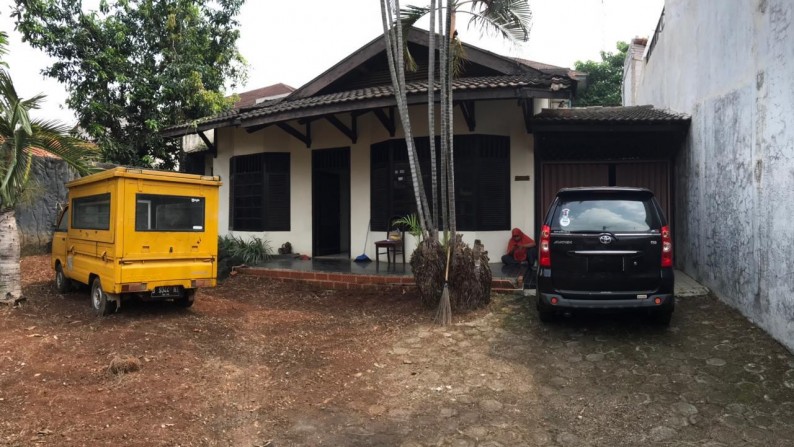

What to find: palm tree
left=380, top=0, right=531, bottom=321
left=402, top=0, right=532, bottom=235
left=0, top=67, right=96, bottom=304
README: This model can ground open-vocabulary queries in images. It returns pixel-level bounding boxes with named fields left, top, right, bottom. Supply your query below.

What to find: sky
left=0, top=0, right=664, bottom=126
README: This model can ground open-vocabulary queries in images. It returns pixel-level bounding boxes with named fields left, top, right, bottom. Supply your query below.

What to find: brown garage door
left=540, top=161, right=670, bottom=220
left=615, top=162, right=670, bottom=219
left=540, top=163, right=609, bottom=216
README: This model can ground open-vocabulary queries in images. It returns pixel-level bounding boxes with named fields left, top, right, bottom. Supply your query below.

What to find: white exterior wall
left=214, top=98, right=539, bottom=261
left=632, top=0, right=794, bottom=350
left=622, top=40, right=647, bottom=106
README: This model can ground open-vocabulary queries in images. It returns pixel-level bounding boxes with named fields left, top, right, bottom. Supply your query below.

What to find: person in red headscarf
left=502, top=228, right=536, bottom=265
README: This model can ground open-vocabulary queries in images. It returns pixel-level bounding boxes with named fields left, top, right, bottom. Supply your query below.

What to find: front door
left=312, top=148, right=350, bottom=256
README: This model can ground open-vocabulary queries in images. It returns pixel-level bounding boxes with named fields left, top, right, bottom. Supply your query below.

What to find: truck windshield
left=136, top=194, right=205, bottom=232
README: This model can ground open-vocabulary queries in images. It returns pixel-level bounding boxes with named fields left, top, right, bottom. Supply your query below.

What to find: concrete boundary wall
left=630, top=0, right=794, bottom=350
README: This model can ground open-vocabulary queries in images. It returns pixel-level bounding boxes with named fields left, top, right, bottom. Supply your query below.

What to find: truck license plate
left=152, top=286, right=183, bottom=298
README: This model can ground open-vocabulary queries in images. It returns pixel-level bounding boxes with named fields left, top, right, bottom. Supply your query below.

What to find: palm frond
left=0, top=70, right=97, bottom=209
left=400, top=4, right=431, bottom=26
left=399, top=5, right=431, bottom=72
left=27, top=120, right=98, bottom=176
left=0, top=31, right=8, bottom=68
left=451, top=38, right=467, bottom=78
left=463, top=0, right=532, bottom=43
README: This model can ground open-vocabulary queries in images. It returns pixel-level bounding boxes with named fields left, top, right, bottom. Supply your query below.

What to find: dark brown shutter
left=230, top=153, right=290, bottom=231
left=476, top=136, right=510, bottom=230
left=230, top=153, right=266, bottom=231
left=370, top=142, right=390, bottom=231
left=264, top=153, right=291, bottom=231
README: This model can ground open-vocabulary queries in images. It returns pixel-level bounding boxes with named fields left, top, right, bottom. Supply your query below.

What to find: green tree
left=0, top=60, right=97, bottom=303
left=12, top=0, right=247, bottom=169
left=574, top=41, right=628, bottom=107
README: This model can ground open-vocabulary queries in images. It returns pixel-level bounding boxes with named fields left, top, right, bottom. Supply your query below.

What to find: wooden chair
left=374, top=217, right=405, bottom=267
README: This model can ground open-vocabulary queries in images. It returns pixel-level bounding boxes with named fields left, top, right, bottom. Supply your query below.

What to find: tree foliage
left=574, top=41, right=628, bottom=107
left=12, top=0, right=247, bottom=168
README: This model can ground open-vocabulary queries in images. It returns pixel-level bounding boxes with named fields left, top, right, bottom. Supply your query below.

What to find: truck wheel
left=91, top=278, right=116, bottom=316
left=175, top=289, right=196, bottom=308
left=55, top=264, right=71, bottom=293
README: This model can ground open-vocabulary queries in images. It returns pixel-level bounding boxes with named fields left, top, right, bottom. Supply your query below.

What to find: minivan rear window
left=136, top=194, right=205, bottom=232
left=551, top=198, right=657, bottom=232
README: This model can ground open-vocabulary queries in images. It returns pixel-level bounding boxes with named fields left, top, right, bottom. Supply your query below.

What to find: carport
left=530, top=106, right=691, bottom=230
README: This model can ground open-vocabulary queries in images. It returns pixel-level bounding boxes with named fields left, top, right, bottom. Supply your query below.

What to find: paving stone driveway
left=283, top=292, right=794, bottom=446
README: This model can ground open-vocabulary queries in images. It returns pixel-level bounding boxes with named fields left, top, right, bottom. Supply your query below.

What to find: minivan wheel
left=91, top=278, right=116, bottom=316
left=537, top=299, right=556, bottom=323
left=651, top=308, right=673, bottom=326
left=175, top=289, right=196, bottom=308
left=55, top=264, right=71, bottom=293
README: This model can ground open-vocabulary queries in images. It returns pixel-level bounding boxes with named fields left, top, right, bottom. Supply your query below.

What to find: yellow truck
left=51, top=167, right=221, bottom=315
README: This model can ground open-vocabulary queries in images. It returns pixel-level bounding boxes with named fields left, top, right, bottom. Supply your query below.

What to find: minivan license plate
left=152, top=286, right=183, bottom=298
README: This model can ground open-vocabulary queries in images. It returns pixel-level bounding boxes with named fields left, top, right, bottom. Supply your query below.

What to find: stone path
left=279, top=292, right=794, bottom=446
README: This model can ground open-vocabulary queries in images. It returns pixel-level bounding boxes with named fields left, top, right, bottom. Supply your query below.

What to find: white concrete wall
left=214, top=98, right=540, bottom=261
left=632, top=0, right=794, bottom=350
left=622, top=40, right=647, bottom=106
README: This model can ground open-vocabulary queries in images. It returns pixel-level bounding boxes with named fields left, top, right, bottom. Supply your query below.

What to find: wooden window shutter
left=263, top=153, right=291, bottom=231
left=370, top=142, right=391, bottom=231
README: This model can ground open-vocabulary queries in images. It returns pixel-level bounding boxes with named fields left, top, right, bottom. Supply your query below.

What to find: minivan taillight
left=539, top=224, right=551, bottom=267
left=661, top=225, right=673, bottom=267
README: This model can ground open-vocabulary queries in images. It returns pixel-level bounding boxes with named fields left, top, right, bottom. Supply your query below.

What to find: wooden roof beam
left=373, top=107, right=396, bottom=137
left=277, top=122, right=312, bottom=148
left=325, top=114, right=358, bottom=144
left=459, top=101, right=476, bottom=132
left=521, top=98, right=535, bottom=133
left=196, top=130, right=217, bottom=158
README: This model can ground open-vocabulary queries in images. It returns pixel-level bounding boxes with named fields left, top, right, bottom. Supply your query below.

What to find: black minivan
left=535, top=187, right=674, bottom=324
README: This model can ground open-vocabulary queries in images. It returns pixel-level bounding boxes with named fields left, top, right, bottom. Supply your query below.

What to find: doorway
left=312, top=148, right=351, bottom=257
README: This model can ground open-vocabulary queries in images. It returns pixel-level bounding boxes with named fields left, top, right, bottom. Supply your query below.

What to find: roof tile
left=532, top=105, right=690, bottom=123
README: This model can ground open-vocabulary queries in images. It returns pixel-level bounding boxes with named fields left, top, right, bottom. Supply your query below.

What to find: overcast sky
left=0, top=0, right=663, bottom=125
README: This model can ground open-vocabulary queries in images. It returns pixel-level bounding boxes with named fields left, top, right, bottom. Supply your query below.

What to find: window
left=230, top=152, right=290, bottom=231
left=135, top=194, right=205, bottom=232
left=370, top=135, right=510, bottom=231
left=72, top=194, right=110, bottom=230
left=453, top=135, right=511, bottom=231
left=551, top=197, right=657, bottom=232
left=55, top=207, right=69, bottom=232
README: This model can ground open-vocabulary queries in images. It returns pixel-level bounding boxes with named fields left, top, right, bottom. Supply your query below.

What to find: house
left=180, top=83, right=296, bottom=173
left=163, top=27, right=688, bottom=265
left=623, top=1, right=794, bottom=350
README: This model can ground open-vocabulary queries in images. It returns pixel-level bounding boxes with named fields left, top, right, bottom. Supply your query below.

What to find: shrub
left=217, top=234, right=273, bottom=279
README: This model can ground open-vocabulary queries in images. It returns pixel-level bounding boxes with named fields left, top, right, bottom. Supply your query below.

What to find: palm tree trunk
left=0, top=208, right=23, bottom=304
left=427, top=0, right=438, bottom=241
left=444, top=1, right=457, bottom=239
left=438, top=1, right=449, bottom=234
left=381, top=0, right=433, bottom=238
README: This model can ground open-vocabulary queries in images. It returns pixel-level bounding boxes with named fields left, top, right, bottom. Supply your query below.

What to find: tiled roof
left=165, top=73, right=571, bottom=135
left=532, top=105, right=690, bottom=123
left=239, top=73, right=569, bottom=120
left=27, top=147, right=61, bottom=159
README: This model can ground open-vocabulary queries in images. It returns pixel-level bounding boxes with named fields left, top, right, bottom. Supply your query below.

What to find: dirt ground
left=2, top=256, right=794, bottom=447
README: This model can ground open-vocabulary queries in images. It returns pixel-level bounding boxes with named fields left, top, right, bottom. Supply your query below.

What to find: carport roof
left=531, top=105, right=690, bottom=132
